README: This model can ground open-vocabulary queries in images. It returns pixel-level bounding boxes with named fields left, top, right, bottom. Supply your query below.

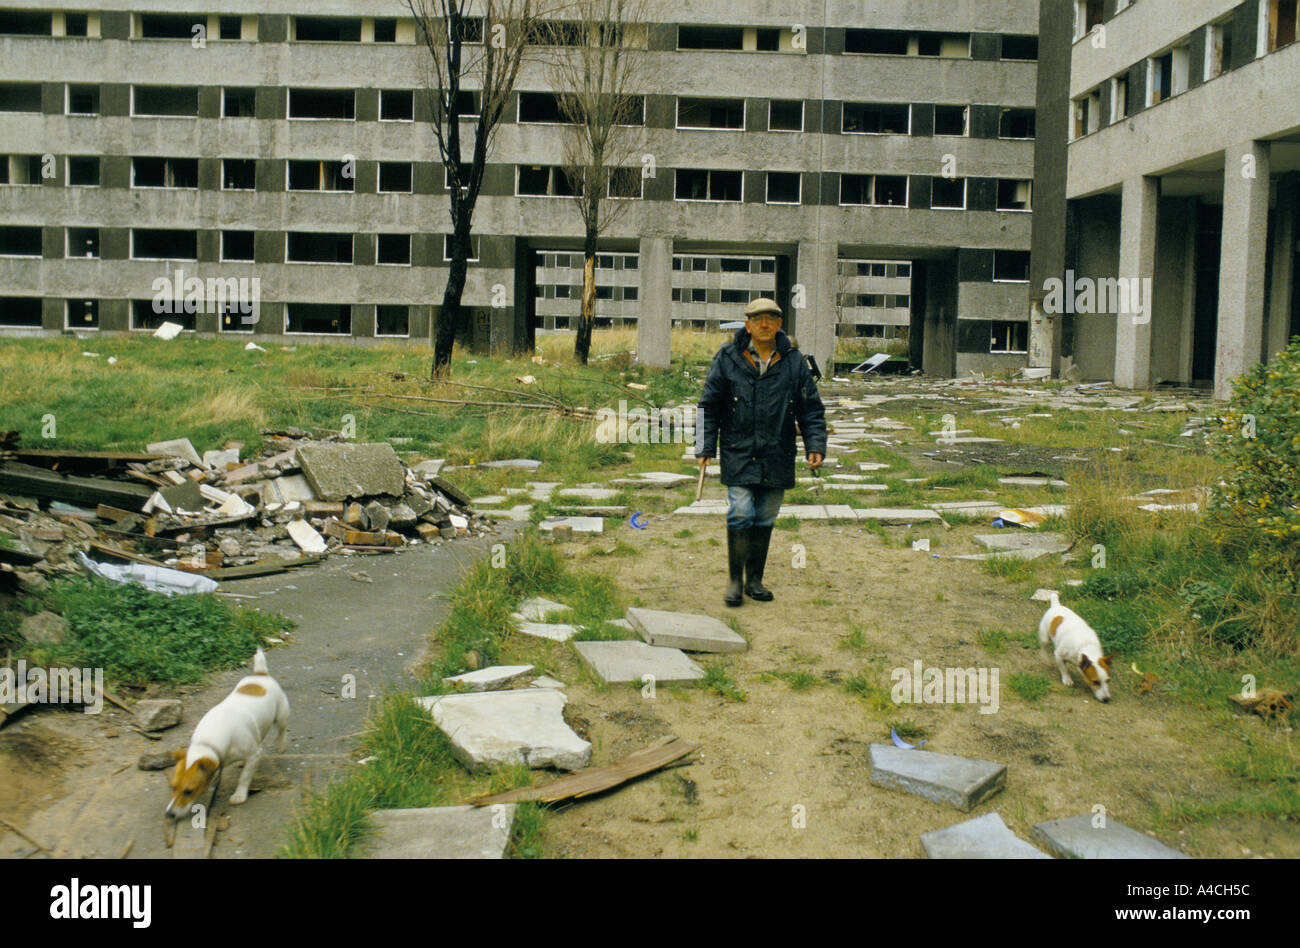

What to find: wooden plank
left=13, top=449, right=167, bottom=477
left=471, top=736, right=699, bottom=806
left=0, top=462, right=153, bottom=509
left=96, top=504, right=137, bottom=522
left=202, top=553, right=325, bottom=580
left=88, top=541, right=168, bottom=568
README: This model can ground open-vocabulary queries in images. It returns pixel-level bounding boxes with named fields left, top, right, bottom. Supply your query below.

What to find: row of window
left=1, top=155, right=1032, bottom=210
left=9, top=83, right=1036, bottom=142
left=0, top=12, right=1040, bottom=61
left=1072, top=1, right=1298, bottom=139
left=839, top=294, right=912, bottom=309
left=539, top=284, right=638, bottom=302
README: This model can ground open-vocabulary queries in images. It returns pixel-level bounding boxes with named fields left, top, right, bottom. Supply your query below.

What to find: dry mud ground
left=533, top=517, right=1297, bottom=859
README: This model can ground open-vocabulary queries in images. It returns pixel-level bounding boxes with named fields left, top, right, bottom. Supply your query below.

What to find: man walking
left=696, top=298, right=827, bottom=607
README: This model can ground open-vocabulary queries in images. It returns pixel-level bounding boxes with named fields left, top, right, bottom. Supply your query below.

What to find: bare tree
left=406, top=0, right=558, bottom=377
left=548, top=0, right=647, bottom=364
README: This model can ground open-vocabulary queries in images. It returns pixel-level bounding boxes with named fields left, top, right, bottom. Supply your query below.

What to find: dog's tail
left=252, top=647, right=269, bottom=675
left=1049, top=590, right=1060, bottom=609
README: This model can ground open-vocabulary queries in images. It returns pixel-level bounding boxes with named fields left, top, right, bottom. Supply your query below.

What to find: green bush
left=1210, top=338, right=1300, bottom=586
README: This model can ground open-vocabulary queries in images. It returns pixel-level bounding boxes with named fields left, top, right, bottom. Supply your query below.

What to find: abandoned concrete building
left=0, top=1, right=1292, bottom=393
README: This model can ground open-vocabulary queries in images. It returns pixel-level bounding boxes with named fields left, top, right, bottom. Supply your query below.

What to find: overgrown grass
left=31, top=577, right=291, bottom=686
left=1007, top=672, right=1051, bottom=703
left=702, top=663, right=747, bottom=702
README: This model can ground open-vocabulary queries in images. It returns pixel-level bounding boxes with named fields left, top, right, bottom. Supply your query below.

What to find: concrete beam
left=1114, top=175, right=1158, bottom=390
left=1215, top=141, right=1271, bottom=400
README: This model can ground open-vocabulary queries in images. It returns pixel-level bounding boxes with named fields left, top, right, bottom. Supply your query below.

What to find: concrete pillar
left=1114, top=175, right=1158, bottom=390
left=921, top=258, right=957, bottom=378
left=1028, top=298, right=1053, bottom=370
left=1266, top=173, right=1297, bottom=361
left=1215, top=141, right=1271, bottom=400
left=637, top=236, right=672, bottom=368
left=795, top=238, right=837, bottom=375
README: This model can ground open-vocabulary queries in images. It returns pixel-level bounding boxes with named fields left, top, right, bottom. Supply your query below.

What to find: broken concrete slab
left=539, top=517, right=603, bottom=535
left=296, top=442, right=406, bottom=501
left=146, top=437, right=204, bottom=468
left=410, top=459, right=445, bottom=480
left=442, top=665, right=535, bottom=692
left=928, top=500, right=1003, bottom=512
left=414, top=689, right=591, bottom=771
left=202, top=448, right=241, bottom=470
left=513, top=597, right=572, bottom=622
left=869, top=743, right=1007, bottom=811
left=852, top=508, right=943, bottom=524
left=972, top=533, right=1072, bottom=558
left=471, top=496, right=507, bottom=507
left=999, top=476, right=1069, bottom=488
left=482, top=504, right=533, bottom=522
left=626, top=607, right=747, bottom=654
left=610, top=472, right=694, bottom=489
left=1031, top=814, right=1189, bottom=859
left=287, top=519, right=327, bottom=554
left=573, top=640, right=705, bottom=684
left=921, top=813, right=1052, bottom=859
left=19, top=611, right=67, bottom=646
left=480, top=459, right=542, bottom=471
left=269, top=474, right=316, bottom=504
left=515, top=621, right=581, bottom=643
left=557, top=487, right=621, bottom=502
left=554, top=505, right=629, bottom=517
left=530, top=676, right=567, bottom=689
left=364, top=804, right=515, bottom=858
left=134, top=698, right=182, bottom=731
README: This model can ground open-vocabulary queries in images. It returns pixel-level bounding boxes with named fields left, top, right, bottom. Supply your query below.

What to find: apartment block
left=0, top=0, right=1040, bottom=376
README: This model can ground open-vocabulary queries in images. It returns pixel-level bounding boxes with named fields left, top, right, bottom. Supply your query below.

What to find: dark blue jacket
left=695, top=328, right=828, bottom=489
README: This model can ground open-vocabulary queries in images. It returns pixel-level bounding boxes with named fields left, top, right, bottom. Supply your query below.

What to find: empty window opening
left=140, top=14, right=203, bottom=40
left=222, top=231, right=255, bottom=261
left=379, top=162, right=412, bottom=193
left=67, top=84, right=99, bottom=114
left=917, top=32, right=969, bottom=57
left=675, top=169, right=742, bottom=202
left=219, top=16, right=242, bottom=40
left=454, top=90, right=482, bottom=118
left=380, top=89, right=414, bottom=121
left=295, top=17, right=361, bottom=42
left=934, top=105, right=968, bottom=136
left=3, top=155, right=46, bottom=185
left=134, top=86, right=199, bottom=117
left=0, top=226, right=42, bottom=256
left=0, top=11, right=52, bottom=35
left=287, top=232, right=353, bottom=264
left=67, top=227, right=99, bottom=257
left=1271, top=1, right=1299, bottom=50
left=517, top=165, right=578, bottom=197
left=376, top=305, right=409, bottom=336
left=608, top=167, right=642, bottom=199
left=289, top=89, right=356, bottom=120
left=1001, top=35, right=1038, bottom=60
left=286, top=304, right=352, bottom=334
left=769, top=99, right=803, bottom=132
left=132, top=229, right=198, bottom=260
left=1150, top=51, right=1173, bottom=103
left=845, top=29, right=909, bottom=55
left=990, top=320, right=1029, bottom=353
left=133, top=157, right=199, bottom=188
left=677, top=97, right=745, bottom=130
left=132, top=299, right=195, bottom=331
left=843, top=103, right=910, bottom=134
left=68, top=299, right=98, bottom=329
left=0, top=297, right=43, bottom=327
left=68, top=156, right=99, bottom=186
left=518, top=91, right=571, bottom=124
left=841, top=174, right=908, bottom=206
left=373, top=18, right=397, bottom=43
left=223, top=88, right=256, bottom=117
left=377, top=234, right=411, bottom=265
left=767, top=171, right=801, bottom=204
left=288, top=160, right=354, bottom=191
left=1000, top=108, right=1035, bottom=138
left=0, top=83, right=42, bottom=112
left=993, top=251, right=1031, bottom=282
left=222, top=158, right=256, bottom=190
left=64, top=12, right=87, bottom=36
left=997, top=179, right=1033, bottom=211
left=677, top=25, right=743, bottom=50
left=932, top=177, right=966, bottom=209
left=444, top=235, right=480, bottom=261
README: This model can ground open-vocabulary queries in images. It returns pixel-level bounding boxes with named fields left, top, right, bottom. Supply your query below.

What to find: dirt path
left=535, top=514, right=1295, bottom=859
left=0, top=532, right=512, bottom=859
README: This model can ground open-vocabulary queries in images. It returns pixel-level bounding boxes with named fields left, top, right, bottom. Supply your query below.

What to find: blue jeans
left=726, top=485, right=785, bottom=530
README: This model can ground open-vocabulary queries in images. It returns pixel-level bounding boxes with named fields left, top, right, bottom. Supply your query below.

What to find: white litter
left=78, top=552, right=218, bottom=596
left=153, top=322, right=184, bottom=340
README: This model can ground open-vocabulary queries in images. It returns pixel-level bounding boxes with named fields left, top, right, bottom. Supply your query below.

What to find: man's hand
left=807, top=453, right=824, bottom=471
left=698, top=456, right=711, bottom=470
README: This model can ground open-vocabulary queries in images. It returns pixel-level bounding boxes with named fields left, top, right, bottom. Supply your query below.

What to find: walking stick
left=695, top=463, right=706, bottom=502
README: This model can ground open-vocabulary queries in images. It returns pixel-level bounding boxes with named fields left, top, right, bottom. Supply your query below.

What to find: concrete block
left=442, top=665, right=535, bottom=692
left=364, top=805, right=514, bottom=859
left=530, top=676, right=567, bottom=690
left=415, top=689, right=591, bottom=771
left=1031, top=814, right=1189, bottom=859
left=626, top=607, right=747, bottom=653
left=147, top=437, right=203, bottom=468
left=869, top=743, right=1007, bottom=811
left=972, top=533, right=1072, bottom=558
left=270, top=474, right=316, bottom=504
left=853, top=509, right=943, bottom=524
left=540, top=517, right=603, bottom=535
left=516, top=621, right=581, bottom=642
left=557, top=487, right=620, bottom=501
left=573, top=640, right=705, bottom=683
left=480, top=459, right=542, bottom=471
left=296, top=442, right=406, bottom=501
left=134, top=698, right=182, bottom=731
left=513, top=597, right=572, bottom=622
left=921, top=813, right=1053, bottom=859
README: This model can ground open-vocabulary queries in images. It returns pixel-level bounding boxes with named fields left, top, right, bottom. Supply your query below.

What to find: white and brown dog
left=165, top=648, right=289, bottom=824
left=1038, top=592, right=1112, bottom=702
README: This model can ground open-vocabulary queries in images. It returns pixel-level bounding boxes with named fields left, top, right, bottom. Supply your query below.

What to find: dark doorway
left=1192, top=201, right=1223, bottom=384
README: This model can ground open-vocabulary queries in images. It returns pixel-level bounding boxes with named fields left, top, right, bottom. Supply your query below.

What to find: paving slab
left=921, top=813, right=1052, bottom=859
left=442, top=665, right=535, bottom=692
left=525, top=482, right=559, bottom=500
left=363, top=805, right=515, bottom=858
left=973, top=532, right=1072, bottom=557
left=626, top=607, right=748, bottom=653
left=610, top=472, right=694, bottom=489
left=852, top=508, right=943, bottom=524
left=1031, top=814, right=1189, bottom=859
left=515, top=621, right=581, bottom=642
left=539, top=517, right=603, bottom=535
left=869, top=743, right=1007, bottom=811
left=557, top=487, right=621, bottom=501
left=777, top=505, right=829, bottom=519
left=937, top=437, right=1005, bottom=444
left=513, top=597, right=572, bottom=622
left=296, top=442, right=406, bottom=501
left=573, top=640, right=705, bottom=683
left=414, top=689, right=591, bottom=771
left=929, top=500, right=1003, bottom=512
left=530, top=675, right=567, bottom=690
left=999, top=476, right=1069, bottom=488
left=554, top=505, right=629, bottom=517
left=482, top=504, right=534, bottom=522
left=480, top=459, right=541, bottom=471
left=470, top=495, right=507, bottom=506
left=857, top=463, right=891, bottom=472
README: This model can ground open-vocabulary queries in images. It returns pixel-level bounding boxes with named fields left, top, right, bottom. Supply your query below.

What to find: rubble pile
left=0, top=428, right=489, bottom=594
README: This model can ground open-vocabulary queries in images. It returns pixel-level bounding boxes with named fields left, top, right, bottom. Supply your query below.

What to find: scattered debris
left=1228, top=689, right=1294, bottom=720
left=890, top=727, right=926, bottom=750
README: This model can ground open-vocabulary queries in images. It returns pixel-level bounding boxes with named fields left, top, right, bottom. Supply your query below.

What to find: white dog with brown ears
left=1038, top=591, right=1112, bottom=702
left=165, top=648, right=289, bottom=825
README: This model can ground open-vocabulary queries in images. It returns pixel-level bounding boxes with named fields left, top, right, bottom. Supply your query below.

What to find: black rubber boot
left=745, top=525, right=775, bottom=601
left=725, top=529, right=747, bottom=607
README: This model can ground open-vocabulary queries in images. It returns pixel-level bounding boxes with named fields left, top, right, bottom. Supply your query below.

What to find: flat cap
left=744, top=297, right=782, bottom=318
